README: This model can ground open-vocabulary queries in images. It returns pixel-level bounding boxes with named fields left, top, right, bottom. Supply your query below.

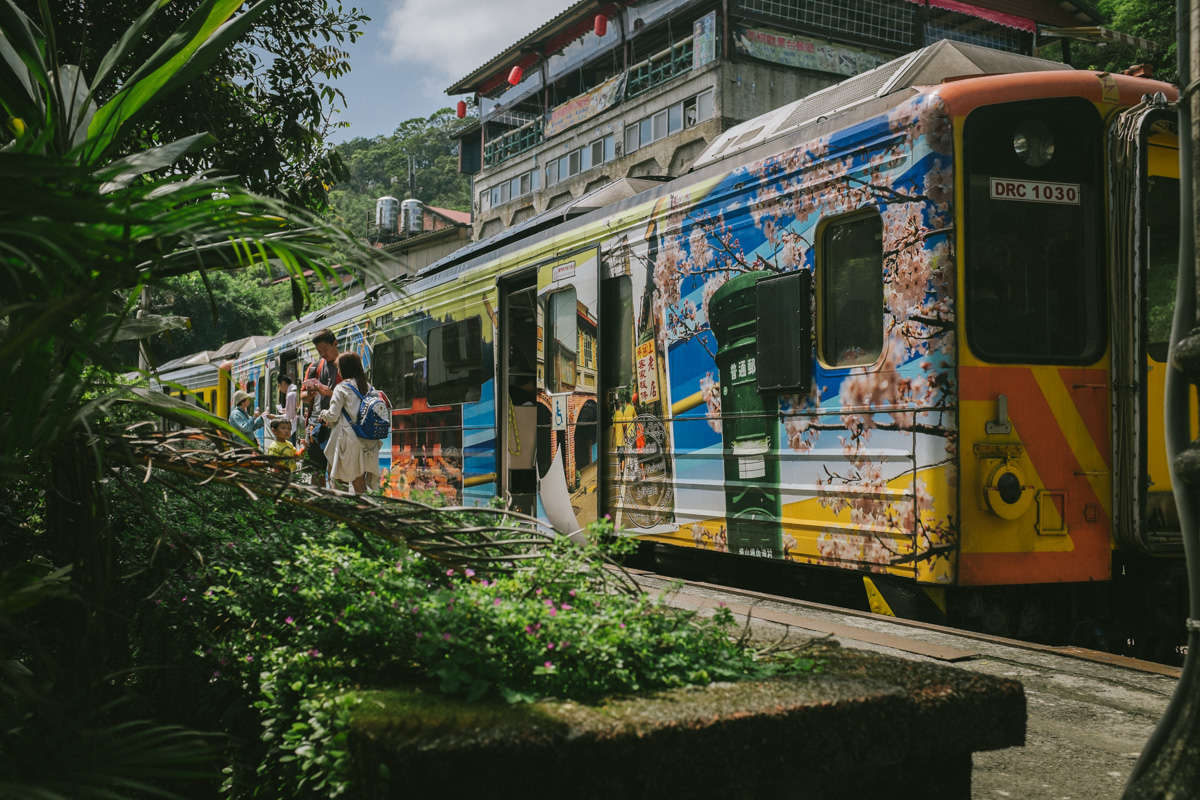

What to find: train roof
left=692, top=39, right=1070, bottom=170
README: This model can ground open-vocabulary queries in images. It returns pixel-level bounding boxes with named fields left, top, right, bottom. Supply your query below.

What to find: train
left=151, top=40, right=1191, bottom=658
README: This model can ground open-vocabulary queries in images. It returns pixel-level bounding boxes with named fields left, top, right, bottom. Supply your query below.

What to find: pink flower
left=548, top=608, right=557, bottom=617
left=180, top=596, right=187, bottom=603
left=308, top=649, right=321, bottom=657
left=415, top=632, right=424, bottom=638
left=568, top=590, right=576, bottom=597
left=245, top=656, right=253, bottom=662
left=544, top=599, right=554, bottom=608
left=561, top=604, right=572, bottom=611
left=544, top=661, right=554, bottom=669
left=443, top=633, right=452, bottom=641
left=619, top=623, right=626, bottom=629
left=493, top=598, right=502, bottom=606
left=525, top=625, right=535, bottom=635
left=547, top=642, right=555, bottom=650
left=465, top=569, right=476, bottom=577
left=285, top=616, right=295, bottom=625
left=212, top=671, right=221, bottom=678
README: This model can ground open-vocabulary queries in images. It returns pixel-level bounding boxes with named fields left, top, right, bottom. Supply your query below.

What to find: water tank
left=401, top=198, right=424, bottom=235
left=375, top=196, right=399, bottom=232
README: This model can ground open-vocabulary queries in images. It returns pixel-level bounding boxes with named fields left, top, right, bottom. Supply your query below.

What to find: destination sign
left=989, top=178, right=1080, bottom=205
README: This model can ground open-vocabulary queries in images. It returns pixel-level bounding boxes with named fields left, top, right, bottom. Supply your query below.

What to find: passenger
left=301, top=328, right=341, bottom=488
left=318, top=351, right=383, bottom=494
left=229, top=389, right=264, bottom=443
left=275, top=375, right=299, bottom=444
left=266, top=418, right=298, bottom=471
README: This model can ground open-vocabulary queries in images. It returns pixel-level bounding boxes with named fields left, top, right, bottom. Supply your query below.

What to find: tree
left=0, top=1, right=378, bottom=792
left=329, top=106, right=474, bottom=236
left=12, top=0, right=369, bottom=211
left=1068, top=0, right=1178, bottom=83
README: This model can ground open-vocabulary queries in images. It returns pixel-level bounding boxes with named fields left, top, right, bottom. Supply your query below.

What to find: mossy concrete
left=347, top=644, right=1025, bottom=799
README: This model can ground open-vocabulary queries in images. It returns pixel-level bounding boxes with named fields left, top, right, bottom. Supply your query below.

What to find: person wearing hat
left=229, top=388, right=264, bottom=442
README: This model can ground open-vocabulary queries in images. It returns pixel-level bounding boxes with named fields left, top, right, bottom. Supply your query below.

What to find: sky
left=326, top=0, right=577, bottom=143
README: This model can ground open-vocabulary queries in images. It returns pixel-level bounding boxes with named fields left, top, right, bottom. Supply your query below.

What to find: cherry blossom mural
left=612, top=91, right=960, bottom=584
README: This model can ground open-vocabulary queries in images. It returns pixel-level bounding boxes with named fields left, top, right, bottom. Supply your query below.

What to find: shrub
left=112, top=485, right=818, bottom=797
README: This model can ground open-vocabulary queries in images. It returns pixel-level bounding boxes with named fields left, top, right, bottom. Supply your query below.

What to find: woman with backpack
left=318, top=352, right=385, bottom=494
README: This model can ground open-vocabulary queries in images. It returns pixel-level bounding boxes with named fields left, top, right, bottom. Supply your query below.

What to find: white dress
left=319, top=382, right=383, bottom=486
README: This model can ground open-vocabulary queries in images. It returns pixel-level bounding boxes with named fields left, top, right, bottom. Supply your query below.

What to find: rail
left=626, top=35, right=695, bottom=98
left=484, top=117, right=544, bottom=168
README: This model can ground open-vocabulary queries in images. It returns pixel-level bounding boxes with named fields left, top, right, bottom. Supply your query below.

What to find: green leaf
left=86, top=0, right=273, bottom=163
left=96, top=132, right=217, bottom=194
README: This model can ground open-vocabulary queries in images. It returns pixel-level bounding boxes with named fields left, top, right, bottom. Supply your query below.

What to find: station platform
left=630, top=571, right=1180, bottom=800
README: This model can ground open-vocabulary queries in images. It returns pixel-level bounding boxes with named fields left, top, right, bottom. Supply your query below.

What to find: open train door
left=535, top=248, right=600, bottom=536
left=498, top=248, right=600, bottom=535
left=1110, top=98, right=1193, bottom=555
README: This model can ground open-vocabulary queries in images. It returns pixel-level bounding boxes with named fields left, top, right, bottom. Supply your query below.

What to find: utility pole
left=1123, top=2, right=1200, bottom=797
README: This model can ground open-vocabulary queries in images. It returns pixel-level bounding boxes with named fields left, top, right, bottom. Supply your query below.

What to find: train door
left=1110, top=101, right=1193, bottom=553
left=500, top=272, right=540, bottom=515
left=537, top=249, right=600, bottom=533
left=957, top=97, right=1113, bottom=594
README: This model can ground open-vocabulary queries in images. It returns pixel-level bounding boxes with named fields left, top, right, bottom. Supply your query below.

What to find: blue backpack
left=341, top=384, right=390, bottom=440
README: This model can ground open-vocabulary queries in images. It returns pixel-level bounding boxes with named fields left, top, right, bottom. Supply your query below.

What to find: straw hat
left=232, top=389, right=252, bottom=408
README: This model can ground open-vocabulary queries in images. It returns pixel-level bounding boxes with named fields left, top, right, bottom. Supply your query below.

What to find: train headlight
left=1013, top=120, right=1054, bottom=167
left=983, top=461, right=1035, bottom=520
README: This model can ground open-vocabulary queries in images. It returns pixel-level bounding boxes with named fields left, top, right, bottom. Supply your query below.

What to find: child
left=266, top=418, right=298, bottom=471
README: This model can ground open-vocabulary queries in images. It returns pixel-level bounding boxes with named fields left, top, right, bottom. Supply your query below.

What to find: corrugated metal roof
left=445, top=0, right=601, bottom=96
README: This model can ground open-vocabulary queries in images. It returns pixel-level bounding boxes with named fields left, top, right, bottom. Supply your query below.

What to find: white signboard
left=551, top=393, right=569, bottom=431
left=552, top=261, right=576, bottom=282
left=989, top=178, right=1080, bottom=205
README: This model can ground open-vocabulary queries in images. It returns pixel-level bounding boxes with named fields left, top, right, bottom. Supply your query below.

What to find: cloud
left=382, top=0, right=575, bottom=94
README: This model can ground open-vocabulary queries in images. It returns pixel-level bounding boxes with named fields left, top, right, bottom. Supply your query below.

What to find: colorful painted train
left=155, top=41, right=1191, bottom=656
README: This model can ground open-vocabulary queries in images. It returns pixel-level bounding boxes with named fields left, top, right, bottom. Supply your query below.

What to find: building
left=446, top=0, right=1112, bottom=240
left=369, top=202, right=473, bottom=282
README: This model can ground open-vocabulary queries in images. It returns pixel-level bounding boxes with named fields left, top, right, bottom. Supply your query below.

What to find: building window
left=484, top=167, right=538, bottom=211
left=820, top=212, right=884, bottom=367
left=624, top=89, right=715, bottom=155
left=428, top=317, right=483, bottom=406
left=546, top=134, right=616, bottom=187
left=740, top=0, right=914, bottom=49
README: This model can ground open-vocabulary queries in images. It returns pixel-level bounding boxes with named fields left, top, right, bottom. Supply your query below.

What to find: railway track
left=625, top=567, right=1182, bottom=679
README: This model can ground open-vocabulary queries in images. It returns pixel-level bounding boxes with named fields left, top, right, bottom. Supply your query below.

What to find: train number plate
left=989, top=178, right=1080, bottom=205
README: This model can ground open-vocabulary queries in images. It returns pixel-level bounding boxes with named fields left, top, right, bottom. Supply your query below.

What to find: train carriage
left=223, top=40, right=1188, bottom=650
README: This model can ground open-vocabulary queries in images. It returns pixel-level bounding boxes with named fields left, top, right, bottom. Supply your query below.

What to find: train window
left=1145, top=175, right=1180, bottom=361
left=428, top=318, right=482, bottom=406
left=820, top=213, right=884, bottom=367
left=756, top=270, right=811, bottom=393
left=602, top=275, right=634, bottom=388
left=373, top=334, right=418, bottom=410
left=545, top=289, right=578, bottom=393
left=964, top=98, right=1105, bottom=364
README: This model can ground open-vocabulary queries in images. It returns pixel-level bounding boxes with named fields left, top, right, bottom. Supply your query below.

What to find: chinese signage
left=693, top=11, right=718, bottom=70
left=635, top=340, right=660, bottom=403
left=544, top=73, right=627, bottom=138
left=733, top=25, right=889, bottom=78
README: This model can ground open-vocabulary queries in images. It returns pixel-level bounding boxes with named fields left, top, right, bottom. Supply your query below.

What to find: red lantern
left=594, top=14, right=607, bottom=37
left=456, top=100, right=467, bottom=118
left=507, top=65, right=523, bottom=85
